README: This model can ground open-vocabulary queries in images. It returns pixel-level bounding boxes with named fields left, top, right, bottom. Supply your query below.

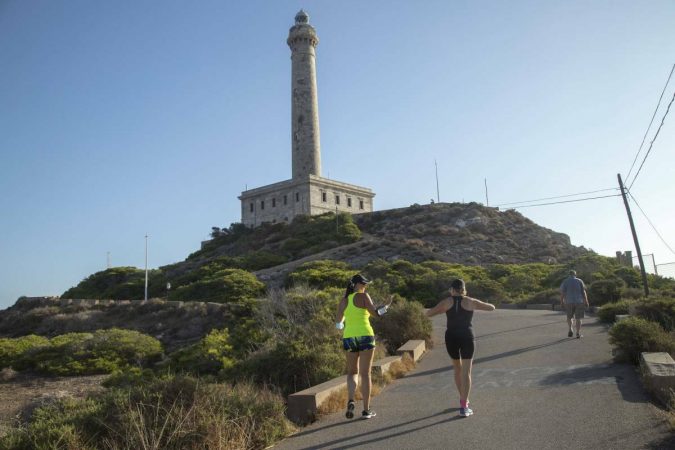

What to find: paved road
left=274, top=309, right=673, bottom=450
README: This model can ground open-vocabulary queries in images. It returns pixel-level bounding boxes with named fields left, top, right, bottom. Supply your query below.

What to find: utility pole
left=484, top=178, right=489, bottom=206
left=435, top=159, right=440, bottom=203
left=617, top=174, right=649, bottom=296
left=144, top=234, right=149, bottom=301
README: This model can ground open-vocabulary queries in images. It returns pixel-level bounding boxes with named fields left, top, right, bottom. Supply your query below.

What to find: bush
left=588, top=278, right=624, bottom=305
left=468, top=279, right=507, bottom=304
left=613, top=267, right=642, bottom=288
left=169, top=328, right=236, bottom=375
left=608, top=317, right=675, bottom=364
left=12, top=329, right=163, bottom=375
left=0, top=335, right=50, bottom=370
left=597, top=300, right=633, bottom=323
left=285, top=260, right=354, bottom=290
left=634, top=297, right=675, bottom=331
left=240, top=286, right=344, bottom=396
left=172, top=268, right=265, bottom=303
left=521, top=289, right=559, bottom=305
left=62, top=266, right=167, bottom=300
left=372, top=296, right=433, bottom=354
left=1, top=376, right=293, bottom=450
left=241, top=339, right=344, bottom=397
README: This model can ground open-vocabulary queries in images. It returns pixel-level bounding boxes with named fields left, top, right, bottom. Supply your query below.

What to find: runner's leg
left=346, top=351, right=359, bottom=402
left=461, top=359, right=473, bottom=405
left=358, top=348, right=375, bottom=411
left=451, top=358, right=462, bottom=400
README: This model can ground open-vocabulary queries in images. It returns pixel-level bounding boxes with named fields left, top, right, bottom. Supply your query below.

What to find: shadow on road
left=404, top=338, right=569, bottom=379
left=474, top=321, right=561, bottom=340
left=539, top=363, right=648, bottom=403
left=291, top=408, right=463, bottom=450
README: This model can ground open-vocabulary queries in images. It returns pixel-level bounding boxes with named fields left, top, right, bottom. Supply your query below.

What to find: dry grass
left=316, top=354, right=415, bottom=416
left=666, top=390, right=675, bottom=430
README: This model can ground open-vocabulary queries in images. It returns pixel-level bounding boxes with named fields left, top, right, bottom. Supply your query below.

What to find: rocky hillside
left=254, top=202, right=589, bottom=287
left=353, top=202, right=586, bottom=264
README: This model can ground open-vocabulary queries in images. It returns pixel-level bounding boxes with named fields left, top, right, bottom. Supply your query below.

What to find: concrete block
left=396, top=340, right=426, bottom=362
left=287, top=376, right=346, bottom=423
left=372, top=355, right=403, bottom=377
left=640, top=352, right=675, bottom=406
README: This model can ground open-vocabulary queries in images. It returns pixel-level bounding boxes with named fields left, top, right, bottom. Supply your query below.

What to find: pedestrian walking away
left=426, top=279, right=495, bottom=417
left=560, top=269, right=589, bottom=338
left=335, top=274, right=391, bottom=420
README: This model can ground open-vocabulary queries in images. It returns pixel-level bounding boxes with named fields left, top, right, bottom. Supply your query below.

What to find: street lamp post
left=144, top=234, right=149, bottom=301
left=166, top=282, right=171, bottom=302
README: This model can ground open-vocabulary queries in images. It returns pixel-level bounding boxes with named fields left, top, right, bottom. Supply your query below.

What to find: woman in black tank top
left=426, top=279, right=495, bottom=417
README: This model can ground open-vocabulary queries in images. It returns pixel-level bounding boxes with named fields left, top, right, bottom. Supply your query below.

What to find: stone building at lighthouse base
left=239, top=175, right=374, bottom=228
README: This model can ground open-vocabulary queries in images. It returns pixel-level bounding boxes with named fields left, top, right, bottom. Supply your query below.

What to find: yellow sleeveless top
left=343, top=293, right=374, bottom=338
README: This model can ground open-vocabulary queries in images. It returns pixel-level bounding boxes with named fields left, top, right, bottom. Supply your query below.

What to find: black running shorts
left=444, top=330, right=474, bottom=360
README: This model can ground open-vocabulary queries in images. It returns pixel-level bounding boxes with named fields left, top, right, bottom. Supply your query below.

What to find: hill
left=41, top=202, right=590, bottom=300
left=254, top=202, right=589, bottom=287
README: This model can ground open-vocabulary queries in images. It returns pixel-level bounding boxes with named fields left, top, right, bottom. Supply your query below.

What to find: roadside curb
left=287, top=339, right=427, bottom=424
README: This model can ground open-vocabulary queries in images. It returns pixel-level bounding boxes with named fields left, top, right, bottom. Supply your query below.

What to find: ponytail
left=344, top=280, right=355, bottom=299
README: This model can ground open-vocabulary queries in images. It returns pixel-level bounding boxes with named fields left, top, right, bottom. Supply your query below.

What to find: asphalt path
left=273, top=309, right=674, bottom=450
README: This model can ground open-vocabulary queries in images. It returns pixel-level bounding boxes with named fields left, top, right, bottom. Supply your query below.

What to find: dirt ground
left=0, top=371, right=106, bottom=436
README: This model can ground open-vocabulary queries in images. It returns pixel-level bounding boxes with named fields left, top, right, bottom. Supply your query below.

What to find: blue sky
left=1, top=1, right=674, bottom=309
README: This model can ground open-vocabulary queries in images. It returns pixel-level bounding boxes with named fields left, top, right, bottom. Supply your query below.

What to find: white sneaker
left=460, top=407, right=473, bottom=417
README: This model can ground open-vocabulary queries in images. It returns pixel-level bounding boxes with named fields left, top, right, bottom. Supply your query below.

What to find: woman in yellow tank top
left=335, top=274, right=390, bottom=420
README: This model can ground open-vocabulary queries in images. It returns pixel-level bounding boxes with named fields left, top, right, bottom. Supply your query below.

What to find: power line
left=494, top=188, right=618, bottom=207
left=627, top=190, right=675, bottom=256
left=626, top=63, right=675, bottom=182
left=628, top=87, right=675, bottom=190
left=501, top=193, right=621, bottom=209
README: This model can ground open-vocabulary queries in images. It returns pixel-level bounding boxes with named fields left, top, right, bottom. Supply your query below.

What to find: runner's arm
left=336, top=296, right=347, bottom=323
left=360, top=293, right=380, bottom=316
left=426, top=298, right=451, bottom=317
left=468, top=297, right=496, bottom=311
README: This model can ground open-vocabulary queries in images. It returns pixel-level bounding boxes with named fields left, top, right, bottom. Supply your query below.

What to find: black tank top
left=445, top=296, right=474, bottom=337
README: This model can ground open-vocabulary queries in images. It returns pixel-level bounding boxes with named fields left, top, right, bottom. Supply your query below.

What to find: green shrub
left=372, top=296, right=433, bottom=354
left=589, top=278, right=624, bottom=305
left=241, top=286, right=344, bottom=396
left=169, top=328, right=236, bottom=375
left=241, top=338, right=344, bottom=397
left=285, top=260, right=354, bottom=290
left=0, top=335, right=50, bottom=369
left=608, top=317, right=675, bottom=364
left=521, top=289, right=559, bottom=305
left=172, top=268, right=265, bottom=303
left=613, top=266, right=642, bottom=288
left=14, top=329, right=163, bottom=375
left=468, top=279, right=507, bottom=304
left=1, top=376, right=292, bottom=450
left=634, top=297, right=675, bottom=331
left=62, top=266, right=167, bottom=300
left=597, top=300, right=633, bottom=323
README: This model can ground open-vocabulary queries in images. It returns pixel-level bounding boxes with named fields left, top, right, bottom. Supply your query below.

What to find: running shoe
left=362, top=409, right=377, bottom=419
left=576, top=333, right=583, bottom=339
left=459, top=407, right=474, bottom=417
left=345, top=400, right=355, bottom=419
left=568, top=330, right=573, bottom=338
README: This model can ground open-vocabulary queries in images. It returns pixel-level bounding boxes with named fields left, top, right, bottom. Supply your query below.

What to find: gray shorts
left=566, top=303, right=585, bottom=320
